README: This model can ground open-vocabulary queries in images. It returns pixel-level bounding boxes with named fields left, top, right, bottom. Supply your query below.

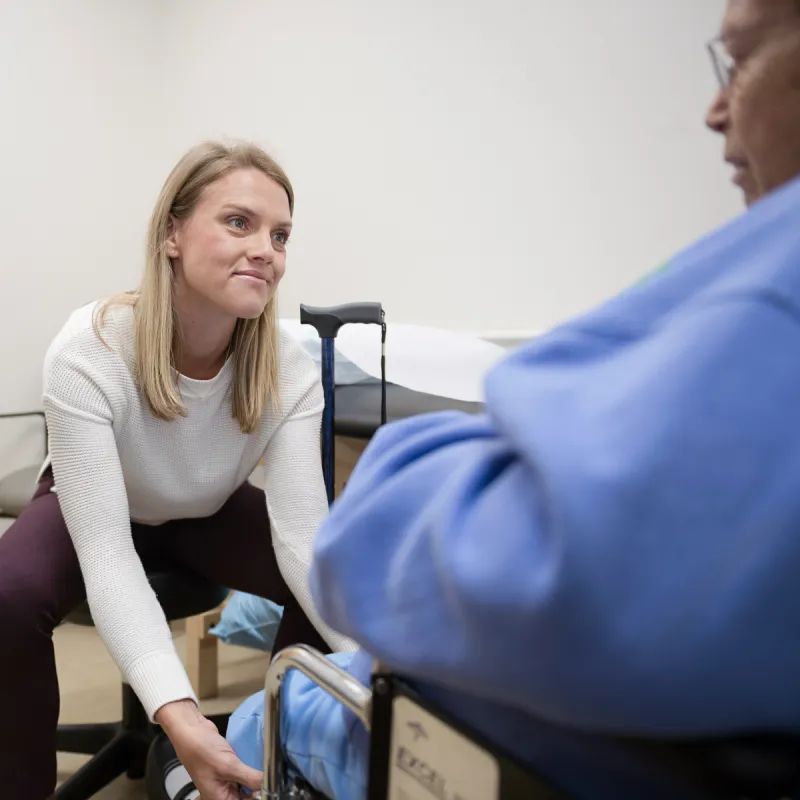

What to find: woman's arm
left=43, top=343, right=196, bottom=720
left=262, top=404, right=357, bottom=654
left=310, top=295, right=800, bottom=735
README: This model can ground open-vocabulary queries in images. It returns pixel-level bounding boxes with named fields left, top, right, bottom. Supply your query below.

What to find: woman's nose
left=248, top=233, right=275, bottom=263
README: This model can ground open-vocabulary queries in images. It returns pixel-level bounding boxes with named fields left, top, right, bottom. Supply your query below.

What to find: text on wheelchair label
left=388, top=696, right=500, bottom=800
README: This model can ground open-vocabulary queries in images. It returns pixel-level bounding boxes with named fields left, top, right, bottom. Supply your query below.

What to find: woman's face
left=168, top=167, right=292, bottom=320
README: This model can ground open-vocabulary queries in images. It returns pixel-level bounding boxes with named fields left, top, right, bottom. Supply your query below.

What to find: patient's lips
left=726, top=156, right=749, bottom=186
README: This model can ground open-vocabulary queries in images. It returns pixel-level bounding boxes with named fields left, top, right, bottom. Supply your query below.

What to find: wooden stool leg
left=186, top=610, right=222, bottom=700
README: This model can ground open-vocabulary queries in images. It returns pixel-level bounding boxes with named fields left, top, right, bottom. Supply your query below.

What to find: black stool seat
left=66, top=571, right=230, bottom=626
left=57, top=571, right=229, bottom=800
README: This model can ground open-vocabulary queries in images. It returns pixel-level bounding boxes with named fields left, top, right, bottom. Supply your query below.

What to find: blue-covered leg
left=226, top=651, right=371, bottom=800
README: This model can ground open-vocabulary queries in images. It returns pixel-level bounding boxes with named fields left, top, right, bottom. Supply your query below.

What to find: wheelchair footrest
left=286, top=776, right=329, bottom=799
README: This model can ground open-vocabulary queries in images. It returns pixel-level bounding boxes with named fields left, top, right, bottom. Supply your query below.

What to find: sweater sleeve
left=43, top=339, right=197, bottom=721
left=262, top=384, right=357, bottom=654
left=309, top=294, right=800, bottom=735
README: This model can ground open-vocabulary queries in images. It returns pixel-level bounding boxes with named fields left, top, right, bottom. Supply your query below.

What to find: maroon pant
left=0, top=472, right=329, bottom=798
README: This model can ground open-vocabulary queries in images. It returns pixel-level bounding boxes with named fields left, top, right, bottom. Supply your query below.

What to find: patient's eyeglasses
left=707, top=36, right=735, bottom=88
left=706, top=17, right=800, bottom=90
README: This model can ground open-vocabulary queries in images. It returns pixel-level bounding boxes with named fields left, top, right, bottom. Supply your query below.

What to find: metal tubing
left=262, top=645, right=372, bottom=799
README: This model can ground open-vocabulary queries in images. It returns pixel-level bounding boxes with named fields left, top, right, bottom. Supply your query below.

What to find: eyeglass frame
left=706, top=16, right=800, bottom=91
left=707, top=36, right=734, bottom=89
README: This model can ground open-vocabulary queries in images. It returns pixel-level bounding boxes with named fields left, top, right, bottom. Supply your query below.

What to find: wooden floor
left=55, top=621, right=269, bottom=798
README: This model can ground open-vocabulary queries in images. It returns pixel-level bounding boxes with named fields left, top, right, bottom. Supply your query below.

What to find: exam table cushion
left=334, top=382, right=482, bottom=439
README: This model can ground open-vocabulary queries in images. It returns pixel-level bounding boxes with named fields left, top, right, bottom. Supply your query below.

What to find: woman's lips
left=235, top=270, right=269, bottom=284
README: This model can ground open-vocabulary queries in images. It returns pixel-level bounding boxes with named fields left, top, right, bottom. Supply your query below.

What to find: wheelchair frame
left=260, top=643, right=568, bottom=800
left=262, top=645, right=372, bottom=799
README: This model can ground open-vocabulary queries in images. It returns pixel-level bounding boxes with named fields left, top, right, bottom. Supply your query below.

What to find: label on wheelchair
left=387, top=695, right=500, bottom=800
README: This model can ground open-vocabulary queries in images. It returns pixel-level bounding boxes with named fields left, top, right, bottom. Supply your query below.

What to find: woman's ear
left=165, top=215, right=180, bottom=259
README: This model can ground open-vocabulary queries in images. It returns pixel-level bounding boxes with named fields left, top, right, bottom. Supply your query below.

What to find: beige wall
left=0, top=0, right=165, bottom=471
left=1, top=0, right=738, bottom=470
left=158, top=0, right=737, bottom=336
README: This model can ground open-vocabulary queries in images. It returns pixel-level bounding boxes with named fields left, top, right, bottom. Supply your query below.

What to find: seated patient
left=228, top=3, right=800, bottom=798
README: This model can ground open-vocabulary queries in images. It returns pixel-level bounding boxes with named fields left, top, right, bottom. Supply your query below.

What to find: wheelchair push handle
left=300, top=302, right=384, bottom=339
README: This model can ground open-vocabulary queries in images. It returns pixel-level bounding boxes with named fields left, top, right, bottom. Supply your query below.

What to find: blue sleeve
left=310, top=295, right=800, bottom=735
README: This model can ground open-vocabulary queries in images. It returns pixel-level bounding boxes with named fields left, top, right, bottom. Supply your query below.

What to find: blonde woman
left=0, top=141, right=353, bottom=800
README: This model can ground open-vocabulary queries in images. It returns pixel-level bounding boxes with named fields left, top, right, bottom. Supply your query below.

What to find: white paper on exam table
left=280, top=319, right=506, bottom=403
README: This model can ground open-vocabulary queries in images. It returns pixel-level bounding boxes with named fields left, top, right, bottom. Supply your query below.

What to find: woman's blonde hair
left=95, top=140, right=293, bottom=434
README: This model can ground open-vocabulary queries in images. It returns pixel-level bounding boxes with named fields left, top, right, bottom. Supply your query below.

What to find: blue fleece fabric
left=226, top=651, right=370, bottom=799
left=229, top=174, right=800, bottom=798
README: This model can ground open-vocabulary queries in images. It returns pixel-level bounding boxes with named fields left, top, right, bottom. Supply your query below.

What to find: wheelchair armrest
left=262, top=645, right=372, bottom=800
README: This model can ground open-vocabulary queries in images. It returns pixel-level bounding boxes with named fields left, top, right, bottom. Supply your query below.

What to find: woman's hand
left=156, top=699, right=263, bottom=799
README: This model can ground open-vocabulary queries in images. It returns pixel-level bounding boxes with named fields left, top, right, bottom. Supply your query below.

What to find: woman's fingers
left=225, top=755, right=264, bottom=792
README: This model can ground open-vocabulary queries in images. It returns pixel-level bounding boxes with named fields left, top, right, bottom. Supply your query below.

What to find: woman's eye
left=272, top=231, right=289, bottom=246
left=228, top=216, right=248, bottom=231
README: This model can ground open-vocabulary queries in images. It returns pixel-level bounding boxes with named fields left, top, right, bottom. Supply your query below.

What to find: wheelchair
left=261, top=643, right=568, bottom=800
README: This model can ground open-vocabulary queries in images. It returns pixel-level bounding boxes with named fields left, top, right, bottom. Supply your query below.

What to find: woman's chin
left=214, top=284, right=275, bottom=320
left=233, top=297, right=271, bottom=320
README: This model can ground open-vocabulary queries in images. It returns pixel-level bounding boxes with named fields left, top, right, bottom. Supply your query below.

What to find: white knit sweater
left=41, top=300, right=354, bottom=720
